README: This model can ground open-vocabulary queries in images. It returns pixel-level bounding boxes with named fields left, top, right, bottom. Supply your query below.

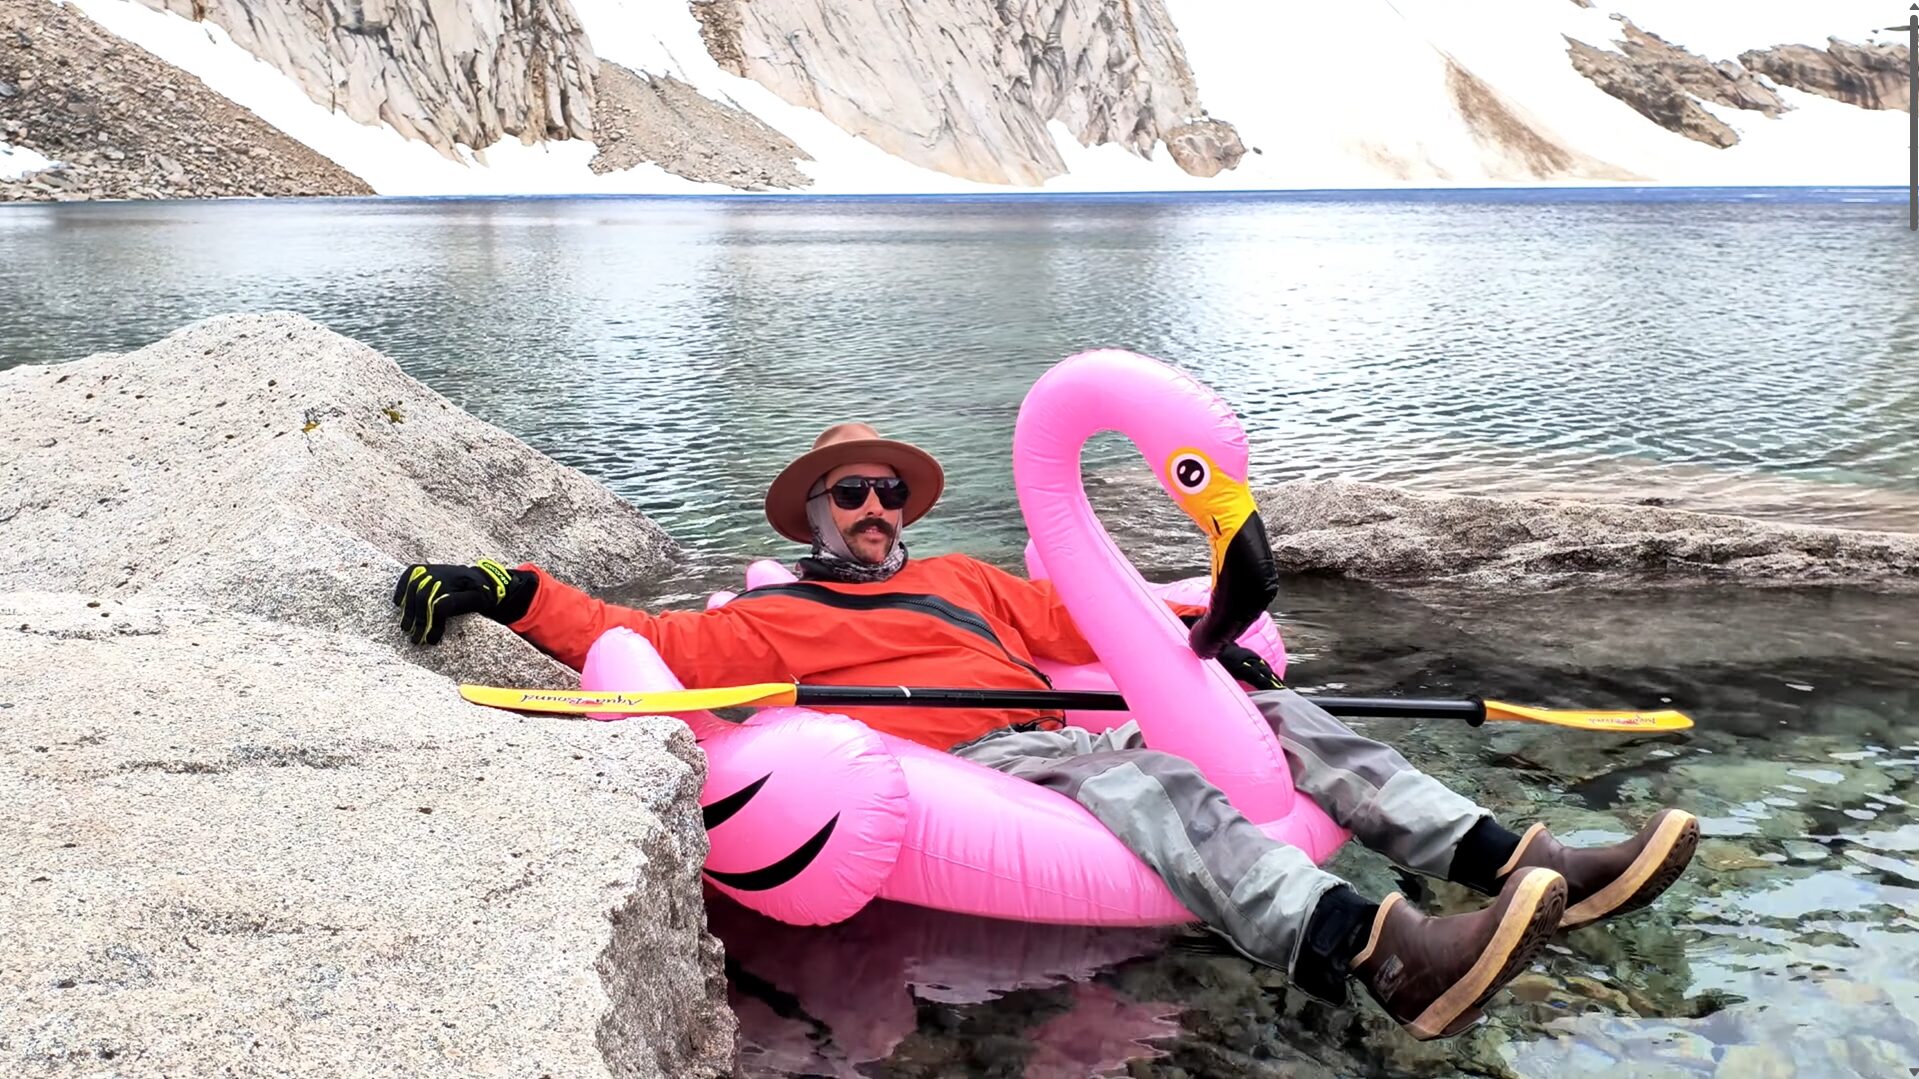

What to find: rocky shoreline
left=0, top=314, right=730, bottom=1076
left=1088, top=465, right=1919, bottom=596
left=1253, top=479, right=1919, bottom=592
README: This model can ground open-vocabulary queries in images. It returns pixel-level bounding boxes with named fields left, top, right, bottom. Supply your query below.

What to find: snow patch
left=0, top=140, right=61, bottom=180
left=1163, top=0, right=1906, bottom=187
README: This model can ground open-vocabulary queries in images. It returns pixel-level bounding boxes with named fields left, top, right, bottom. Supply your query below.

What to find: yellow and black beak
left=1180, top=478, right=1280, bottom=660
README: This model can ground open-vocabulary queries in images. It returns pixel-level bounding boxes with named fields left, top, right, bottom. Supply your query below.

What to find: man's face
left=821, top=461, right=903, bottom=564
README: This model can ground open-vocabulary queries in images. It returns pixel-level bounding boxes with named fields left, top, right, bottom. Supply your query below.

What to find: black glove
left=392, top=560, right=537, bottom=645
left=1180, top=613, right=1285, bottom=691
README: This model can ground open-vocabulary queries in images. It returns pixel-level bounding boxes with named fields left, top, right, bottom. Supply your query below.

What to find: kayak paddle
left=457, top=682, right=1693, bottom=734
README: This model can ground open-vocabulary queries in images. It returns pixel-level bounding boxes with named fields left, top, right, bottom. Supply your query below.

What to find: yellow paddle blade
left=457, top=682, right=799, bottom=715
left=1483, top=700, right=1693, bottom=733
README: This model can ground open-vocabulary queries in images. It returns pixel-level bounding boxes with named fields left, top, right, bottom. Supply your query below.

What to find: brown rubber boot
left=1498, top=808, right=1700, bottom=929
left=1351, top=867, right=1566, bottom=1041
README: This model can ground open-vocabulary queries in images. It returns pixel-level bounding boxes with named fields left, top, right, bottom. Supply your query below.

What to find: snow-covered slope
left=58, top=0, right=728, bottom=195
left=1160, top=0, right=1907, bottom=188
left=43, top=0, right=1915, bottom=194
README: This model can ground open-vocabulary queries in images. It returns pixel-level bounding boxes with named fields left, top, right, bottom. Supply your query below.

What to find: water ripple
left=5, top=194, right=1919, bottom=567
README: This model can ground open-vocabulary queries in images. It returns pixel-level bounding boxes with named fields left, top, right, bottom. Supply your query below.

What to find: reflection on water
left=711, top=893, right=1177, bottom=1077
left=712, top=580, right=1918, bottom=1077
left=5, top=191, right=1919, bottom=574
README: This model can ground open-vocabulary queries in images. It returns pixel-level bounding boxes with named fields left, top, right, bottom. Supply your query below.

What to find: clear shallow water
left=4, top=189, right=1917, bottom=1075
left=715, top=581, right=1919, bottom=1078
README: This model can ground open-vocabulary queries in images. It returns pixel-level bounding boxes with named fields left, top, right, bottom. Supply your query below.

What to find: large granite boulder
left=0, top=311, right=678, bottom=686
left=0, top=313, right=735, bottom=1076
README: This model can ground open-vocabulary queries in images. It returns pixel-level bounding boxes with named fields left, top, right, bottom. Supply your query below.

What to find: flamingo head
left=1160, top=445, right=1280, bottom=660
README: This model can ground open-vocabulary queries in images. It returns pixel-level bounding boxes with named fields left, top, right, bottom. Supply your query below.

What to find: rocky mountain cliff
left=1741, top=38, right=1909, bottom=112
left=15, top=0, right=1236, bottom=191
left=1563, top=16, right=1908, bottom=149
left=0, top=0, right=1909, bottom=197
left=689, top=0, right=1240, bottom=185
left=1567, top=18, right=1789, bottom=148
left=126, top=0, right=598, bottom=158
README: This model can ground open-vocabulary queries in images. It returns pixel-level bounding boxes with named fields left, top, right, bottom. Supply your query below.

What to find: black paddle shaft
left=789, top=685, right=1490, bottom=724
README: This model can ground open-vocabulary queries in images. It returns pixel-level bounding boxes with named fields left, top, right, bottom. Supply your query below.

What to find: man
left=394, top=422, right=1699, bottom=1041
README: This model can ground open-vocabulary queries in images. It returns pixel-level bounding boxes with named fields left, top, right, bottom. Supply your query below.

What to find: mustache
left=849, top=517, right=896, bottom=538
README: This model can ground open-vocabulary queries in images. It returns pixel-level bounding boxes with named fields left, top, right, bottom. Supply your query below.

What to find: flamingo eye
left=1170, top=453, right=1209, bottom=495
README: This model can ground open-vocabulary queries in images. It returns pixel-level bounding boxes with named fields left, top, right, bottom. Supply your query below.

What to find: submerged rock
left=1252, top=480, right=1919, bottom=591
left=713, top=896, right=1172, bottom=1075
left=0, top=315, right=732, bottom=1076
left=1501, top=974, right=1919, bottom=1078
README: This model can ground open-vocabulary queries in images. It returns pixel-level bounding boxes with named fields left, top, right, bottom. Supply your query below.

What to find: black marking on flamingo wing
left=704, top=814, right=840, bottom=892
left=702, top=774, right=771, bottom=830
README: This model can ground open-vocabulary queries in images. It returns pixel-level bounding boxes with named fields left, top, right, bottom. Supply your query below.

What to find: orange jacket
left=509, top=553, right=1201, bottom=750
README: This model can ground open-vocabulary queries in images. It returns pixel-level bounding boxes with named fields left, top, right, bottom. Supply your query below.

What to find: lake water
left=6, top=188, right=1919, bottom=569
left=4, top=188, right=1917, bottom=1075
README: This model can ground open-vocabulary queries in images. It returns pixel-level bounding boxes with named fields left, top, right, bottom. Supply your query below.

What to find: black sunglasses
left=812, top=476, right=911, bottom=511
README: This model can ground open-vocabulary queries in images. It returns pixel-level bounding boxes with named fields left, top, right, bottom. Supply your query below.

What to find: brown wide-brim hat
left=765, top=422, right=945, bottom=544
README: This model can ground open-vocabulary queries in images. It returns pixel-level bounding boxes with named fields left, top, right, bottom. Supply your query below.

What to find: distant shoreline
left=1, top=183, right=1906, bottom=208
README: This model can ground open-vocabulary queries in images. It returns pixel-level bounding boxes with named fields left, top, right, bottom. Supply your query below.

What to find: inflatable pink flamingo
left=1013, top=348, right=1305, bottom=823
left=580, top=349, right=1348, bottom=927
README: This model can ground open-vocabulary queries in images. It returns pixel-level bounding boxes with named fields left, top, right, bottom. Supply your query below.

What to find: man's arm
left=507, top=565, right=791, bottom=683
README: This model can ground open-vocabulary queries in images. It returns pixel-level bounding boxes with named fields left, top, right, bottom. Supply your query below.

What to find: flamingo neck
left=1013, top=367, right=1191, bottom=642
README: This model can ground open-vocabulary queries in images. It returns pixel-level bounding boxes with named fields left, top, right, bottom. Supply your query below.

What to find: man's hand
left=1216, top=641, right=1285, bottom=691
left=392, top=560, right=535, bottom=645
left=1180, top=612, right=1285, bottom=691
